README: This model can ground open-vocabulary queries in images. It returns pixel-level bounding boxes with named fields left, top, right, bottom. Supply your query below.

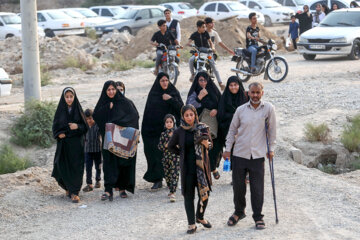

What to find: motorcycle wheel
left=235, top=60, right=251, bottom=82
left=167, top=65, right=179, bottom=86
left=266, top=57, right=288, bottom=83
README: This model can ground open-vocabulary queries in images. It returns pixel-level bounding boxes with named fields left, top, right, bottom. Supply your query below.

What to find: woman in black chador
left=93, top=81, right=139, bottom=201
left=52, top=87, right=88, bottom=203
left=217, top=76, right=248, bottom=150
left=168, top=104, right=213, bottom=234
left=186, top=72, right=222, bottom=180
left=142, top=72, right=184, bottom=190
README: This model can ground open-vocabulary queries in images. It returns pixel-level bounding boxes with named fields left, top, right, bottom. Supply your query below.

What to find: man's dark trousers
left=232, top=156, right=265, bottom=222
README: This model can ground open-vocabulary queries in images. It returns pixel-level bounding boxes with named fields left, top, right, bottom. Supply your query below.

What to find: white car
left=37, top=10, right=85, bottom=37
left=297, top=9, right=360, bottom=60
left=60, top=8, right=112, bottom=28
left=160, top=2, right=198, bottom=20
left=198, top=1, right=265, bottom=24
left=0, top=12, right=44, bottom=39
left=89, top=6, right=125, bottom=18
left=240, top=0, right=295, bottom=26
left=275, top=0, right=309, bottom=12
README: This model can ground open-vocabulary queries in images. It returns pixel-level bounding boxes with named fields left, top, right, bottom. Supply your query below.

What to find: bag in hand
left=199, top=108, right=218, bottom=139
left=103, top=123, right=140, bottom=159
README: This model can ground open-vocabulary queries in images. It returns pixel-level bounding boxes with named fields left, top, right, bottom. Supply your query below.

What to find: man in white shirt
left=204, top=17, right=235, bottom=91
left=223, top=82, right=276, bottom=230
left=164, top=8, right=181, bottom=45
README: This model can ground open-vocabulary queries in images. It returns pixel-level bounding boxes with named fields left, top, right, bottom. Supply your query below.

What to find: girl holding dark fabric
left=115, top=81, right=125, bottom=95
left=168, top=105, right=213, bottom=234
left=93, top=81, right=139, bottom=201
left=52, top=87, right=88, bottom=203
left=142, top=72, right=184, bottom=190
left=158, top=114, right=180, bottom=202
left=218, top=76, right=248, bottom=149
left=186, top=72, right=222, bottom=180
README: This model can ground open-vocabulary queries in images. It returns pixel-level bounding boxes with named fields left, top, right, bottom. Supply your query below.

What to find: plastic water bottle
left=223, top=157, right=231, bottom=172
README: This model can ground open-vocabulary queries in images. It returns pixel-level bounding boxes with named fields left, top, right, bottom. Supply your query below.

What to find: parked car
left=240, top=0, right=295, bottom=26
left=0, top=12, right=44, bottom=39
left=61, top=8, right=112, bottom=27
left=198, top=1, right=265, bottom=24
left=37, top=10, right=85, bottom=37
left=297, top=8, right=360, bottom=60
left=95, top=6, right=165, bottom=35
left=275, top=0, right=309, bottom=12
left=160, top=2, right=198, bottom=20
left=308, top=0, right=353, bottom=12
left=89, top=6, right=125, bottom=18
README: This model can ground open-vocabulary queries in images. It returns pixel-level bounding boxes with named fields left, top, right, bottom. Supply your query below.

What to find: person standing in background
left=295, top=5, right=313, bottom=35
left=288, top=15, right=299, bottom=50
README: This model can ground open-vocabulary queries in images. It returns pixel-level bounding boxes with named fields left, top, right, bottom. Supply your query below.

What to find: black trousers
left=184, top=174, right=209, bottom=225
left=232, top=156, right=265, bottom=222
left=85, top=152, right=102, bottom=185
left=292, top=38, right=297, bottom=49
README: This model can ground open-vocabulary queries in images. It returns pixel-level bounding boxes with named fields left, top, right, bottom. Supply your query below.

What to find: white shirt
left=312, top=12, right=326, bottom=27
left=166, top=18, right=181, bottom=44
left=225, top=101, right=276, bottom=159
left=208, top=29, right=222, bottom=48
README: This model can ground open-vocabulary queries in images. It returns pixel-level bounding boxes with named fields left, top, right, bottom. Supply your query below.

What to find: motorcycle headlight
left=199, top=52, right=208, bottom=59
left=169, top=50, right=177, bottom=56
left=329, top=37, right=347, bottom=43
left=272, top=44, right=278, bottom=51
left=299, top=36, right=308, bottom=43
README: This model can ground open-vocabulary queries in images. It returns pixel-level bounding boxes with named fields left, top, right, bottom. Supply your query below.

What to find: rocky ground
left=0, top=50, right=359, bottom=239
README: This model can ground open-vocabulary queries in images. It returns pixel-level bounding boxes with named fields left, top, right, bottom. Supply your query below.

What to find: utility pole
left=21, top=0, right=41, bottom=101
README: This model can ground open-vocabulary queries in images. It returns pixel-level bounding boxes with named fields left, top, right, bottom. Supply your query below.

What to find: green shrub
left=11, top=100, right=57, bottom=148
left=350, top=157, right=360, bottom=170
left=85, top=27, right=98, bottom=40
left=135, top=60, right=155, bottom=68
left=109, top=55, right=136, bottom=71
left=40, top=65, right=52, bottom=86
left=341, top=114, right=360, bottom=152
left=63, top=55, right=94, bottom=71
left=0, top=144, right=32, bottom=175
left=304, top=122, right=331, bottom=143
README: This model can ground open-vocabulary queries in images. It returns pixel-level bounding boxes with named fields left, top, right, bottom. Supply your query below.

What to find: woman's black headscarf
left=115, top=81, right=125, bottom=95
left=141, top=72, right=184, bottom=137
left=186, top=72, right=221, bottom=115
left=218, top=76, right=247, bottom=116
left=52, top=87, right=88, bottom=138
left=93, top=81, right=139, bottom=136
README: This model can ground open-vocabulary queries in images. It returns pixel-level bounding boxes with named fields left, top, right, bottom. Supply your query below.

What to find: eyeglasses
left=199, top=79, right=207, bottom=82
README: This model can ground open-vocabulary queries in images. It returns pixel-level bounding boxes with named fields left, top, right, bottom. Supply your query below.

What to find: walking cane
left=265, top=118, right=279, bottom=224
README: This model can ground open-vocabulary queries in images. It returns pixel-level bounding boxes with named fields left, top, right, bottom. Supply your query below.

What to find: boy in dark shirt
left=82, top=109, right=102, bottom=192
left=288, top=15, right=299, bottom=49
left=151, top=19, right=176, bottom=75
left=246, top=12, right=266, bottom=73
left=186, top=20, right=222, bottom=88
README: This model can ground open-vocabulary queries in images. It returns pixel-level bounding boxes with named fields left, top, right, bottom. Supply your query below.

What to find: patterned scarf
left=180, top=105, right=212, bottom=211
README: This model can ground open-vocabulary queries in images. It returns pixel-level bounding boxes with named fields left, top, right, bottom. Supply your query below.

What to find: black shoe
left=101, top=192, right=113, bottom=202
left=151, top=181, right=162, bottom=190
left=196, top=219, right=212, bottom=228
left=187, top=226, right=197, bottom=234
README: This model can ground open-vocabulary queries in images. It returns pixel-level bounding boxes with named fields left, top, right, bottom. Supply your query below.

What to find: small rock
left=290, top=147, right=302, bottom=164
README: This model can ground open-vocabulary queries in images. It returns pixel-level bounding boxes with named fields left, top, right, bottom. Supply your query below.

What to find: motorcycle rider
left=205, top=17, right=234, bottom=90
left=246, top=12, right=266, bottom=73
left=187, top=20, right=222, bottom=90
left=151, top=19, right=176, bottom=75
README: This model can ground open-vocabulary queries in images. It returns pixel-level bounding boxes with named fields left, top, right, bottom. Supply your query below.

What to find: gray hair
left=248, top=82, right=264, bottom=90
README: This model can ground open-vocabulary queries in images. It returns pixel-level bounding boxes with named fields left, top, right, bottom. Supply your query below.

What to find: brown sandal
left=71, top=194, right=80, bottom=203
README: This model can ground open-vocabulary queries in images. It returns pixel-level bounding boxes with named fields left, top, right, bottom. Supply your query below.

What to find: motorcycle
left=190, top=44, right=215, bottom=80
left=231, top=39, right=288, bottom=83
left=157, top=43, right=180, bottom=85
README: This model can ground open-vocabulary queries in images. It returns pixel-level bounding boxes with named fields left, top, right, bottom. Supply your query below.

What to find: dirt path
left=0, top=52, right=360, bottom=239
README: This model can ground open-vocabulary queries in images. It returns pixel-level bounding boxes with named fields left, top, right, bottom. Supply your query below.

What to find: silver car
left=297, top=9, right=360, bottom=60
left=95, top=6, right=165, bottom=35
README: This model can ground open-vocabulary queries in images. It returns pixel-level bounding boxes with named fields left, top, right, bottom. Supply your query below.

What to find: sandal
left=186, top=225, right=197, bottom=234
left=196, top=219, right=212, bottom=228
left=227, top=213, right=246, bottom=226
left=169, top=194, right=176, bottom=203
left=213, top=170, right=220, bottom=180
left=101, top=192, right=113, bottom=202
left=255, top=220, right=266, bottom=230
left=71, top=194, right=80, bottom=203
left=82, top=184, right=94, bottom=192
left=95, top=181, right=101, bottom=188
left=120, top=191, right=128, bottom=198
